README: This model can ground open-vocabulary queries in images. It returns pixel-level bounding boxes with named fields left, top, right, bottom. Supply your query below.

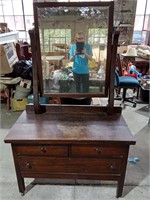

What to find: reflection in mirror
left=37, top=5, right=110, bottom=95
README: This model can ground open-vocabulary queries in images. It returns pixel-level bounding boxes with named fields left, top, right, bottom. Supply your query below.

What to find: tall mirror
left=33, top=1, right=114, bottom=97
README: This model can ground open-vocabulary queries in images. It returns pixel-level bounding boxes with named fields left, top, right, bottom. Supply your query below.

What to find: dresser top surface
left=4, top=110, right=136, bottom=145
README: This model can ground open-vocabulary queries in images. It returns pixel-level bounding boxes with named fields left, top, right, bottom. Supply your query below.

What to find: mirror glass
left=34, top=2, right=113, bottom=97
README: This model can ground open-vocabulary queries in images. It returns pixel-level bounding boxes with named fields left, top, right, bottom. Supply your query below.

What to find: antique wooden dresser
left=4, top=1, right=136, bottom=198
left=4, top=106, right=135, bottom=198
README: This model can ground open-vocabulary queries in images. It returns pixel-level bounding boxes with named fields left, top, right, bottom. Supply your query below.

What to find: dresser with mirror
left=4, top=1, right=136, bottom=198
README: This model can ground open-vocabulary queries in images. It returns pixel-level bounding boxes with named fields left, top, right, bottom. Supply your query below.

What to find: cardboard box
left=11, top=98, right=28, bottom=111
left=0, top=43, right=18, bottom=74
left=0, top=23, right=8, bottom=32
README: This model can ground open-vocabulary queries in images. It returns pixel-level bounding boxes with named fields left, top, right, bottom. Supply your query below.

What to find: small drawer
left=71, top=145, right=126, bottom=157
left=14, top=145, right=68, bottom=156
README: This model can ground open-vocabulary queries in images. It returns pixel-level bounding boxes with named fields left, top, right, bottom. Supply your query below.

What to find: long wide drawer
left=71, top=145, right=127, bottom=157
left=14, top=145, right=68, bottom=156
left=18, top=156, right=122, bottom=174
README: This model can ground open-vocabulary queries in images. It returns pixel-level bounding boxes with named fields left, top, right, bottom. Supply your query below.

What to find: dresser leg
left=12, top=145, right=26, bottom=194
left=16, top=175, right=25, bottom=194
left=116, top=180, right=124, bottom=198
left=14, top=169, right=25, bottom=194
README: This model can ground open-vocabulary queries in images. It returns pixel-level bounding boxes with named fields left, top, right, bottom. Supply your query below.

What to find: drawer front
left=71, top=145, right=126, bottom=157
left=14, top=145, right=68, bottom=156
left=18, top=156, right=121, bottom=174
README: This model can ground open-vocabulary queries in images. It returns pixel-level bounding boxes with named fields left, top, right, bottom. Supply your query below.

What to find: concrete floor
left=0, top=100, right=149, bottom=200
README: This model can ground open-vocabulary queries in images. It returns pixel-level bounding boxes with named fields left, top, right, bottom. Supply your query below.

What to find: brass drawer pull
left=26, top=162, right=32, bottom=169
left=95, top=147, right=101, bottom=153
left=40, top=146, right=47, bottom=153
left=110, top=165, right=115, bottom=170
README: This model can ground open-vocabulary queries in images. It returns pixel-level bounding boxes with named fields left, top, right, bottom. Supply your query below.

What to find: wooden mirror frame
left=33, top=1, right=114, bottom=98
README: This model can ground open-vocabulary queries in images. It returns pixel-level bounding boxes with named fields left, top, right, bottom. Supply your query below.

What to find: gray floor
left=0, top=99, right=149, bottom=200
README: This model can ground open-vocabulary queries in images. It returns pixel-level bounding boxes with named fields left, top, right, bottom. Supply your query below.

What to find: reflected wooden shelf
left=52, top=43, right=70, bottom=52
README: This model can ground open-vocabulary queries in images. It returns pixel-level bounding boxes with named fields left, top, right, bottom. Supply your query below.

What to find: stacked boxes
left=11, top=79, right=32, bottom=111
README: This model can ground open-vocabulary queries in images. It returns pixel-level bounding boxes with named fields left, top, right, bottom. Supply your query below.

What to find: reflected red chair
left=16, top=42, right=32, bottom=60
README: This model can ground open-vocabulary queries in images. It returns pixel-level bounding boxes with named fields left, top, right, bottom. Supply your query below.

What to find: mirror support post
left=107, top=30, right=121, bottom=114
left=28, top=29, right=45, bottom=114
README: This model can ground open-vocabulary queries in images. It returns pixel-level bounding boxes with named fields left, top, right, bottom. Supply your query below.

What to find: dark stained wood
left=18, top=156, right=122, bottom=174
left=4, top=2, right=136, bottom=199
left=28, top=29, right=40, bottom=113
left=5, top=111, right=136, bottom=198
left=5, top=111, right=135, bottom=145
left=26, top=104, right=122, bottom=115
left=28, top=29, right=46, bottom=114
left=106, top=1, right=114, bottom=97
left=108, top=31, right=120, bottom=112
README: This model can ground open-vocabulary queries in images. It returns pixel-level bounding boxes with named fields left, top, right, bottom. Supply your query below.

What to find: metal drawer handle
left=26, top=162, right=32, bottom=169
left=110, top=165, right=115, bottom=170
left=40, top=146, right=47, bottom=153
left=95, top=147, right=101, bottom=153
